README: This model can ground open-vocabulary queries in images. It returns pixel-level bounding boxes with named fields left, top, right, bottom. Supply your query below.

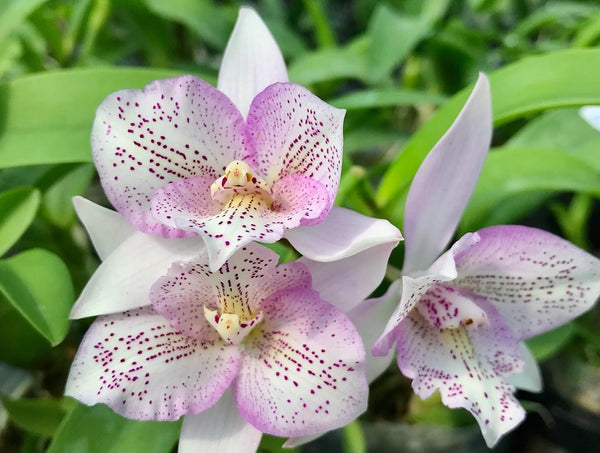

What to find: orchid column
left=371, top=74, right=600, bottom=447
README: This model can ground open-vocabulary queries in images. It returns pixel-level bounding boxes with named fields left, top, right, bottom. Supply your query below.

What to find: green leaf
left=0, top=0, right=49, bottom=42
left=47, top=402, right=181, bottom=453
left=376, top=49, right=600, bottom=211
left=0, top=249, right=73, bottom=345
left=2, top=397, right=73, bottom=436
left=0, top=187, right=40, bottom=256
left=143, top=0, right=234, bottom=49
left=526, top=323, right=576, bottom=362
left=507, top=108, right=600, bottom=171
left=0, top=67, right=212, bottom=169
left=0, top=294, right=50, bottom=364
left=342, top=421, right=366, bottom=453
left=42, top=163, right=95, bottom=228
left=288, top=37, right=369, bottom=85
left=365, top=4, right=430, bottom=83
left=331, top=89, right=446, bottom=110
left=460, top=147, right=600, bottom=233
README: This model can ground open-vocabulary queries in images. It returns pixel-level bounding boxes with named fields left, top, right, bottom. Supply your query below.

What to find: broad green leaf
left=288, top=37, right=369, bottom=85
left=342, top=421, right=367, bottom=453
left=343, top=128, right=406, bottom=155
left=376, top=49, right=600, bottom=211
left=0, top=0, right=49, bottom=42
left=507, top=108, right=600, bottom=171
left=0, top=187, right=40, bottom=256
left=573, top=9, right=600, bottom=47
left=366, top=4, right=430, bottom=83
left=48, top=402, right=181, bottom=453
left=331, top=89, right=446, bottom=110
left=0, top=68, right=211, bottom=169
left=143, top=0, right=235, bottom=49
left=526, top=323, right=576, bottom=362
left=0, top=294, right=50, bottom=364
left=460, top=147, right=600, bottom=233
left=2, top=397, right=73, bottom=436
left=42, top=163, right=95, bottom=228
left=0, top=249, right=73, bottom=345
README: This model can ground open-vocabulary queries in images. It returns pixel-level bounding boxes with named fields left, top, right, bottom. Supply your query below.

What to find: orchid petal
left=395, top=307, right=525, bottom=448
left=150, top=244, right=311, bottom=338
left=234, top=287, right=367, bottom=437
left=65, top=307, right=240, bottom=421
left=92, top=75, right=246, bottom=237
left=284, top=283, right=401, bottom=450
left=218, top=7, right=288, bottom=119
left=505, top=343, right=542, bottom=393
left=285, top=206, right=402, bottom=262
left=299, top=242, right=398, bottom=313
left=70, top=232, right=205, bottom=319
left=152, top=174, right=330, bottom=271
left=246, top=82, right=345, bottom=207
left=454, top=225, right=600, bottom=340
left=179, top=390, right=262, bottom=453
left=349, top=280, right=402, bottom=382
left=73, top=196, right=135, bottom=260
left=580, top=105, right=600, bottom=132
left=403, top=73, right=492, bottom=273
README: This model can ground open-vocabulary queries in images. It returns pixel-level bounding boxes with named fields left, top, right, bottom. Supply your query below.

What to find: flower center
left=203, top=294, right=263, bottom=346
left=417, top=284, right=488, bottom=330
left=210, top=160, right=271, bottom=206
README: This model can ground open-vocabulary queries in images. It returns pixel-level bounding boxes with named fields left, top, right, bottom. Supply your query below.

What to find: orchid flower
left=66, top=239, right=369, bottom=450
left=371, top=74, right=600, bottom=447
left=68, top=196, right=399, bottom=452
left=89, top=7, right=400, bottom=271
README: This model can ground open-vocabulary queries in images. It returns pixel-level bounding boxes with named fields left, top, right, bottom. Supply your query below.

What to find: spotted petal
left=70, top=232, right=205, bottom=319
left=234, top=287, right=368, bottom=437
left=73, top=196, right=135, bottom=260
left=454, top=225, right=600, bottom=340
left=218, top=7, right=288, bottom=119
left=65, top=307, right=240, bottom=421
left=179, top=391, right=262, bottom=453
left=92, top=75, right=247, bottom=237
left=152, top=173, right=330, bottom=271
left=246, top=82, right=345, bottom=209
left=403, top=74, right=492, bottom=274
left=395, top=300, right=525, bottom=448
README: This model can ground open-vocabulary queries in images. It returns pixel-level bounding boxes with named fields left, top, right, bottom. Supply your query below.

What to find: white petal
left=70, top=232, right=205, bottom=318
left=73, top=196, right=136, bottom=260
left=403, top=73, right=492, bottom=273
left=299, top=242, right=397, bottom=313
left=580, top=105, right=600, bottom=132
left=179, top=390, right=262, bottom=453
left=285, top=206, right=402, bottom=262
left=218, top=7, right=288, bottom=119
left=505, top=343, right=542, bottom=393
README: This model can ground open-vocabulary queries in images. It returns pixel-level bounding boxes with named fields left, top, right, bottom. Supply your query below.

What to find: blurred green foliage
left=0, top=0, right=599, bottom=451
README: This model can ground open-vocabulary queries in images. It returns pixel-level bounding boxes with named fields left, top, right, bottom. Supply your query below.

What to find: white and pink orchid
left=371, top=74, right=600, bottom=447
left=66, top=240, right=369, bottom=448
left=89, top=7, right=401, bottom=272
